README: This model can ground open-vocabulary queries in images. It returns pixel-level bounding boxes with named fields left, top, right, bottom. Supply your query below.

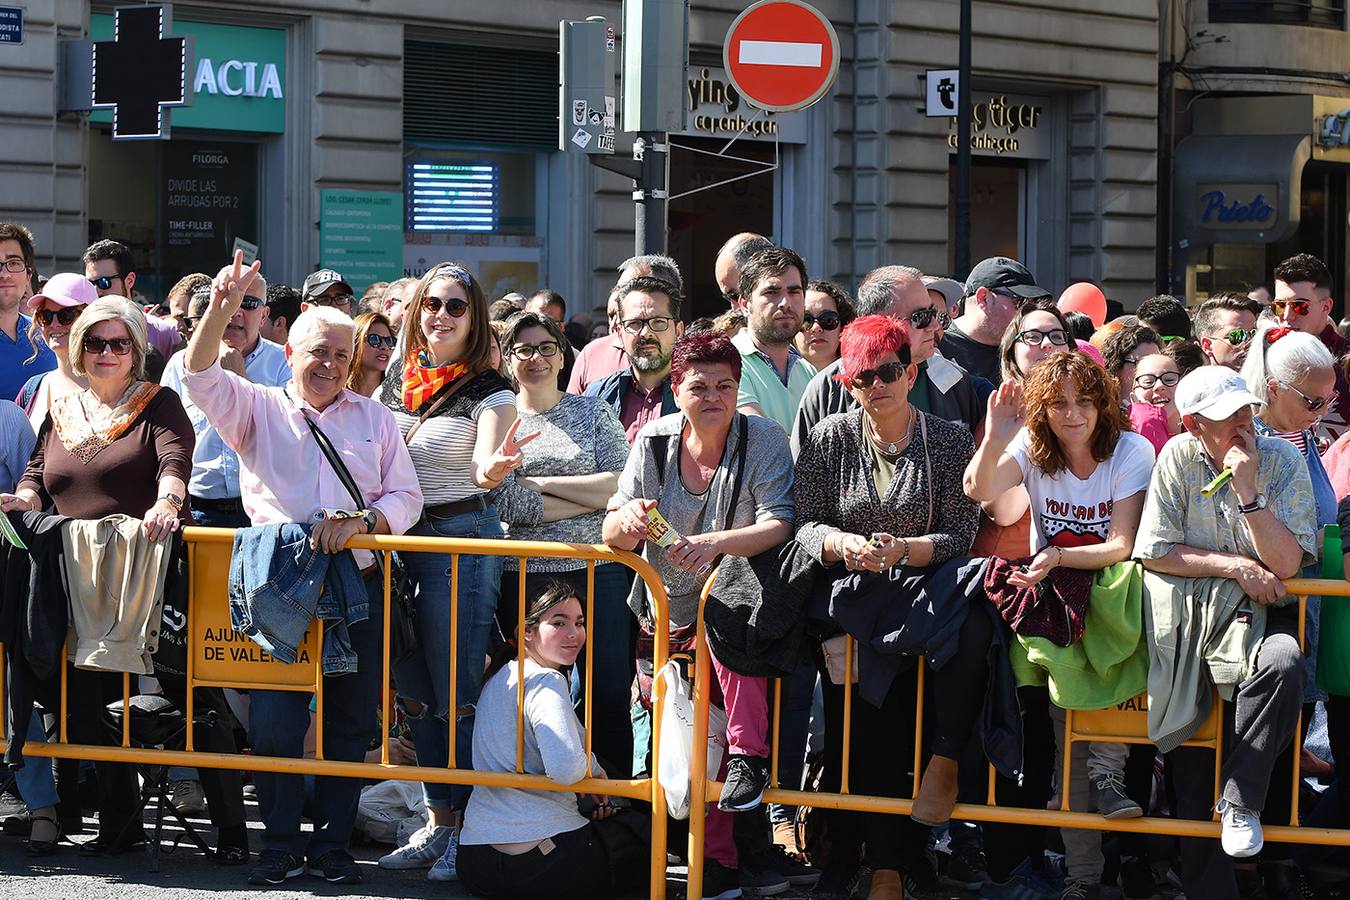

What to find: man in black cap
left=301, top=268, right=355, bottom=318
left=941, top=256, right=1051, bottom=385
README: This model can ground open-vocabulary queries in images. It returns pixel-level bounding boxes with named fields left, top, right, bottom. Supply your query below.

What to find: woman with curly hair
left=966, top=350, right=1156, bottom=898
left=1099, top=324, right=1161, bottom=401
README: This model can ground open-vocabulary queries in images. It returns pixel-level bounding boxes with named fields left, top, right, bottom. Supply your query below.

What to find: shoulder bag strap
left=403, top=374, right=472, bottom=446
left=919, top=412, right=933, bottom=533
left=723, top=413, right=750, bottom=530
left=301, top=412, right=365, bottom=511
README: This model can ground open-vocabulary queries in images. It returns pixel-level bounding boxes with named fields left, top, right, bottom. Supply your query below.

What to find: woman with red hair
left=794, top=314, right=991, bottom=899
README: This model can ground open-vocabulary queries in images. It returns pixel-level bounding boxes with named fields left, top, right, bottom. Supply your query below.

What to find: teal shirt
left=731, top=329, right=816, bottom=432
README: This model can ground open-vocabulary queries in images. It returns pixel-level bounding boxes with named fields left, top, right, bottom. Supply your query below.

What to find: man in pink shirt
left=567, top=253, right=684, bottom=394
left=182, top=252, right=422, bottom=887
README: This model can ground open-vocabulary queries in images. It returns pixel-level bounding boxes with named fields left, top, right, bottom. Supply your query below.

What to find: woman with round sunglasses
left=347, top=311, right=395, bottom=396
left=377, top=261, right=538, bottom=879
left=17, top=273, right=94, bottom=430
left=793, top=280, right=856, bottom=371
left=794, top=315, right=991, bottom=898
left=2, top=296, right=195, bottom=856
left=1127, top=353, right=1184, bottom=455
left=489, top=310, right=634, bottom=776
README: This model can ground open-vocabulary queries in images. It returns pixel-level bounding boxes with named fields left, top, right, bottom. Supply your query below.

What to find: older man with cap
left=302, top=268, right=355, bottom=318
left=941, top=257, right=1051, bottom=385
left=181, top=252, right=422, bottom=886
left=1133, top=365, right=1312, bottom=897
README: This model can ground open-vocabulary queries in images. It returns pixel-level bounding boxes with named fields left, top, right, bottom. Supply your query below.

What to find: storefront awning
left=1173, top=133, right=1310, bottom=252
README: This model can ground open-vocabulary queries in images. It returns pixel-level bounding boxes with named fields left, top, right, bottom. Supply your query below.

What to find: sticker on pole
left=723, top=0, right=839, bottom=113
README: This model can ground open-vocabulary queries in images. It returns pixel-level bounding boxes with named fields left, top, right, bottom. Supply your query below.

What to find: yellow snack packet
left=644, top=507, right=683, bottom=548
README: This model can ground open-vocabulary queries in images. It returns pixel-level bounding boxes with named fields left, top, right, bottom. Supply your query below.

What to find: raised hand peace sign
left=483, top=418, right=542, bottom=484
left=210, top=249, right=264, bottom=318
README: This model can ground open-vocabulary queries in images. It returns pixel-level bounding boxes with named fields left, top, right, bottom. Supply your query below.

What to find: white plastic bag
left=655, top=659, right=729, bottom=820
left=356, top=779, right=428, bottom=844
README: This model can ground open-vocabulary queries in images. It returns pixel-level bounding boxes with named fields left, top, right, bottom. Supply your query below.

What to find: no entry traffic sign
left=723, top=0, right=839, bottom=113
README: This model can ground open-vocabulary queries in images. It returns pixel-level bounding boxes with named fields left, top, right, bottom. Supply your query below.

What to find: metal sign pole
left=954, top=0, right=972, bottom=279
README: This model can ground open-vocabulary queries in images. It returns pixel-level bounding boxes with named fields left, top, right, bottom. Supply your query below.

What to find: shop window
left=1208, top=0, right=1346, bottom=29
left=404, top=39, right=555, bottom=150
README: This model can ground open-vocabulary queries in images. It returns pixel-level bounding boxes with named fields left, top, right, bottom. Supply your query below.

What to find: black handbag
left=301, top=413, right=420, bottom=666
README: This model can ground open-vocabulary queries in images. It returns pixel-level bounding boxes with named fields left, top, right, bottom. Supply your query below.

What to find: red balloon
left=1058, top=283, right=1107, bottom=328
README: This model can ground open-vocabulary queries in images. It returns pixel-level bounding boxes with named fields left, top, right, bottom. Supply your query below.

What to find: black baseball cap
left=302, top=268, right=352, bottom=299
left=964, top=257, right=1050, bottom=300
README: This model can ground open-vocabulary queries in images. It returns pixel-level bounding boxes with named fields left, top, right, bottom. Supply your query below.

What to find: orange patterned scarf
left=401, top=350, right=469, bottom=413
left=50, top=381, right=160, bottom=465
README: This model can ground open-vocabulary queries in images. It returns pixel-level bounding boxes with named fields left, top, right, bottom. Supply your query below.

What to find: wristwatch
left=361, top=509, right=378, bottom=533
left=159, top=492, right=184, bottom=510
left=1237, top=493, right=1268, bottom=515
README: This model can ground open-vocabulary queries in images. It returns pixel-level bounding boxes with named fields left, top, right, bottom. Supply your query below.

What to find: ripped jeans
left=394, top=506, right=505, bottom=810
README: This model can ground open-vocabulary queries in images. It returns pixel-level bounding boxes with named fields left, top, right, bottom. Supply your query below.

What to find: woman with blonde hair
left=346, top=311, right=395, bottom=396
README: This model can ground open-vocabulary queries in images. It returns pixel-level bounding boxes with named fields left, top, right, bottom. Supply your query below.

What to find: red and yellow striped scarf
left=401, top=350, right=469, bottom=412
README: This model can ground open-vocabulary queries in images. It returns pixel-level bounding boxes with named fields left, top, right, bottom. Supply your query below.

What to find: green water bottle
left=1322, top=523, right=1344, bottom=580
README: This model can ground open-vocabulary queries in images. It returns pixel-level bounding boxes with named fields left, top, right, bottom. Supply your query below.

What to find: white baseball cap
left=1175, top=366, right=1262, bottom=421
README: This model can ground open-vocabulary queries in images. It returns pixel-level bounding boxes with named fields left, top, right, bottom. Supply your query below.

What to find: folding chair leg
left=152, top=782, right=166, bottom=873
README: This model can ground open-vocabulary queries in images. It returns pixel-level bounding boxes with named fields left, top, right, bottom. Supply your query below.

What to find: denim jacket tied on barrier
left=228, top=523, right=368, bottom=675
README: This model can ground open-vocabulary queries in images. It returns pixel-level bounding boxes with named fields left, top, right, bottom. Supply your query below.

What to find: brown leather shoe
left=910, top=754, right=959, bottom=826
left=866, top=867, right=903, bottom=900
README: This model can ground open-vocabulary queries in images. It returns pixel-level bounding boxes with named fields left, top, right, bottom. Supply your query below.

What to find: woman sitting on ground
left=456, top=581, right=649, bottom=900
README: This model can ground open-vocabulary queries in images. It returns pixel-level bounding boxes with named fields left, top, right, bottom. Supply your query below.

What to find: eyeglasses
left=621, top=316, right=674, bottom=335
left=36, top=307, right=82, bottom=327
left=0, top=258, right=27, bottom=274
left=1134, top=372, right=1181, bottom=389
left=1015, top=328, right=1070, bottom=347
left=1216, top=328, right=1255, bottom=347
left=310, top=293, right=354, bottom=309
left=1273, top=299, right=1314, bottom=318
left=422, top=296, right=469, bottom=317
left=1279, top=380, right=1338, bottom=413
left=802, top=311, right=841, bottom=331
left=721, top=289, right=739, bottom=304
left=850, top=361, right=908, bottom=389
left=87, top=275, right=121, bottom=291
left=1159, top=334, right=1188, bottom=346
left=240, top=294, right=264, bottom=311
left=82, top=335, right=133, bottom=356
left=938, top=311, right=951, bottom=329
left=363, top=333, right=397, bottom=350
left=510, top=340, right=562, bottom=360
left=906, top=305, right=939, bottom=330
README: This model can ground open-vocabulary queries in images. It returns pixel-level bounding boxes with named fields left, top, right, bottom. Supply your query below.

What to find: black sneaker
left=703, top=858, right=745, bottom=900
left=247, top=849, right=305, bottom=885
left=811, top=865, right=860, bottom=899
left=903, top=858, right=955, bottom=900
left=940, top=842, right=988, bottom=890
left=719, top=754, right=771, bottom=812
left=78, top=829, right=148, bottom=856
left=752, top=843, right=820, bottom=886
left=307, top=848, right=363, bottom=884
left=1118, top=857, right=1158, bottom=899
left=738, top=858, right=790, bottom=896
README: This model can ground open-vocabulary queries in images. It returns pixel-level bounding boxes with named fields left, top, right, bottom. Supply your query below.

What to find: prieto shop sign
left=90, top=15, right=285, bottom=133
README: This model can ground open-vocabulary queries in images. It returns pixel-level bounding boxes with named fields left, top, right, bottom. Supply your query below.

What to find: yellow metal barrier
left=686, top=575, right=1350, bottom=900
left=0, top=527, right=673, bottom=899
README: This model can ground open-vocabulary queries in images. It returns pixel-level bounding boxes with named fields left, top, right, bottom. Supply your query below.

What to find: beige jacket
left=63, top=514, right=172, bottom=675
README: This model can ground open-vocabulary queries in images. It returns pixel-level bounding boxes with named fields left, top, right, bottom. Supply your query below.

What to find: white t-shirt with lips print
left=1008, top=428, right=1155, bottom=555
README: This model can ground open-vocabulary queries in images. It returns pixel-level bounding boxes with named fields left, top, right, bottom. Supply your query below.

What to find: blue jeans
left=498, top=563, right=636, bottom=777
left=248, top=574, right=383, bottom=859
left=769, top=661, right=818, bottom=824
left=395, top=507, right=504, bottom=810
left=13, top=713, right=58, bottom=810
left=189, top=501, right=251, bottom=529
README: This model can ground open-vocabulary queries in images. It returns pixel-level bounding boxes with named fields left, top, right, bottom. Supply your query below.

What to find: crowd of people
left=2, top=220, right=1350, bottom=900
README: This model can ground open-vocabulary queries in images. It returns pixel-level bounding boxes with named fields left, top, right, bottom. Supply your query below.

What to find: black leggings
left=815, top=608, right=992, bottom=873
left=457, top=808, right=650, bottom=900
left=983, top=686, right=1056, bottom=883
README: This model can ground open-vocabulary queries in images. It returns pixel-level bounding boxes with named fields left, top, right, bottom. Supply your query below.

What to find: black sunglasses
left=82, top=335, right=133, bottom=356
left=422, top=296, right=469, bottom=317
left=36, top=307, right=82, bottom=327
left=87, top=275, right=121, bottom=291
left=802, top=311, right=841, bottom=331
left=851, top=361, right=908, bottom=389
left=906, top=305, right=938, bottom=330
left=240, top=294, right=264, bottom=311
left=364, top=333, right=397, bottom=350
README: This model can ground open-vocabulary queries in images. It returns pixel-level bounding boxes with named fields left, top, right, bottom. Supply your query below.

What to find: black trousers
left=815, top=608, right=992, bottom=873
left=983, top=686, right=1056, bottom=883
left=64, top=666, right=142, bottom=839
left=155, top=673, right=247, bottom=832
left=457, top=809, right=650, bottom=900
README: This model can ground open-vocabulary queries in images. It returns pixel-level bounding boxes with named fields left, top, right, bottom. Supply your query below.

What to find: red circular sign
left=724, top=0, right=840, bottom=113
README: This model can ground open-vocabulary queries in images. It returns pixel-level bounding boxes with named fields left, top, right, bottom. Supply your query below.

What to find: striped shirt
left=381, top=368, right=516, bottom=505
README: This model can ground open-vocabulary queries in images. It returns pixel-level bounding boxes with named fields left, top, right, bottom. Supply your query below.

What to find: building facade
left=1165, top=0, right=1350, bottom=306
left=3, top=0, right=1158, bottom=317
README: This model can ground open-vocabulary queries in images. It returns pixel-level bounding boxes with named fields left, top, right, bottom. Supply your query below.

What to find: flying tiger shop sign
left=90, top=15, right=286, bottom=133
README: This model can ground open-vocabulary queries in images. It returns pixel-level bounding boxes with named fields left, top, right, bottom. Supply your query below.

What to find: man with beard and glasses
left=732, top=246, right=816, bottom=431
left=584, top=276, right=684, bottom=442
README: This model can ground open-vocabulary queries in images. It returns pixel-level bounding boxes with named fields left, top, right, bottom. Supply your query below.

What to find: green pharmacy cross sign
left=91, top=5, right=189, bottom=139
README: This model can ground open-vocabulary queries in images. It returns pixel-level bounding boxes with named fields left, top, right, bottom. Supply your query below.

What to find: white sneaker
left=1218, top=798, right=1263, bottom=858
left=426, top=828, right=460, bottom=882
left=377, top=822, right=452, bottom=870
